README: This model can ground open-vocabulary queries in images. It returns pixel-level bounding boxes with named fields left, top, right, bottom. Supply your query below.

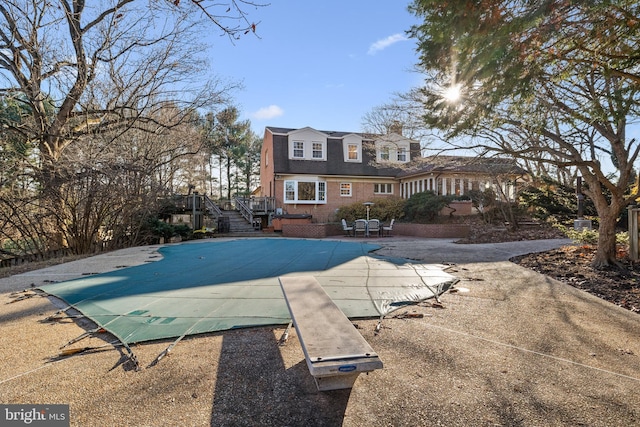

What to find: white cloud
left=251, top=105, right=284, bottom=120
left=367, top=33, right=407, bottom=55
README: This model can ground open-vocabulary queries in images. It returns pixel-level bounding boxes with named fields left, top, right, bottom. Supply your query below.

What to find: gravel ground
left=1, top=238, right=640, bottom=427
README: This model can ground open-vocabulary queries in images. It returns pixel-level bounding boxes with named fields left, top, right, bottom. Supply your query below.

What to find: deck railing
left=236, top=196, right=276, bottom=213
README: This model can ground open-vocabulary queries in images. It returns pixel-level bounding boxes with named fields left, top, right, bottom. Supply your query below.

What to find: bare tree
left=361, top=97, right=437, bottom=150
left=0, top=0, right=261, bottom=254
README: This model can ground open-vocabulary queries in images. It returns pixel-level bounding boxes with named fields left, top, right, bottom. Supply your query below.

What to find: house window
left=397, top=147, right=407, bottom=162
left=348, top=144, right=358, bottom=160
left=298, top=182, right=316, bottom=200
left=285, top=181, right=295, bottom=200
left=374, top=183, right=393, bottom=194
left=376, top=140, right=410, bottom=163
left=343, top=136, right=362, bottom=163
left=340, top=183, right=352, bottom=196
left=289, top=140, right=326, bottom=160
left=379, top=146, right=390, bottom=161
left=318, top=181, right=326, bottom=201
left=293, top=141, right=304, bottom=158
left=312, top=142, right=323, bottom=159
left=283, top=180, right=327, bottom=204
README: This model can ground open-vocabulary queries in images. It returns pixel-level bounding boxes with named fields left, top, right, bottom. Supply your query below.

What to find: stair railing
left=203, top=194, right=223, bottom=220
left=234, top=197, right=254, bottom=226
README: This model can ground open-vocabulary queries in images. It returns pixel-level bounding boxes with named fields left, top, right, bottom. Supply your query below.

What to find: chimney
left=388, top=120, right=403, bottom=136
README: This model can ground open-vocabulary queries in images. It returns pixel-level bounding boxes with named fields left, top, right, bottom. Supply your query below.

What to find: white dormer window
left=312, top=142, right=323, bottom=159
left=379, top=146, right=390, bottom=161
left=348, top=144, right=358, bottom=160
left=287, top=128, right=328, bottom=161
left=342, top=134, right=362, bottom=163
left=375, top=139, right=410, bottom=164
left=288, top=140, right=326, bottom=160
left=397, top=147, right=407, bottom=162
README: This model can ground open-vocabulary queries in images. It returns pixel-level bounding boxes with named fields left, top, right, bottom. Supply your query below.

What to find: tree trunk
left=226, top=157, right=232, bottom=200
left=592, top=211, right=619, bottom=268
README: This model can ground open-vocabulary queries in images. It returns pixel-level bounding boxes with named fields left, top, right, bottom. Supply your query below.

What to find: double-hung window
left=284, top=180, right=327, bottom=204
left=397, top=148, right=407, bottom=162
left=340, top=183, right=352, bottom=197
left=312, top=142, right=323, bottom=159
left=292, top=141, right=304, bottom=158
left=376, top=140, right=410, bottom=164
left=374, top=183, right=393, bottom=194
left=343, top=135, right=362, bottom=162
left=289, top=140, right=326, bottom=160
left=379, top=146, right=390, bottom=161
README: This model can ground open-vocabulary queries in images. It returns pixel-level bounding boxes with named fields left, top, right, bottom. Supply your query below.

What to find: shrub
left=556, top=224, right=599, bottom=245
left=467, top=188, right=517, bottom=224
left=141, top=217, right=192, bottom=243
left=404, top=191, right=453, bottom=223
left=554, top=223, right=629, bottom=246
left=335, top=197, right=405, bottom=223
left=616, top=231, right=629, bottom=246
left=518, top=177, right=597, bottom=223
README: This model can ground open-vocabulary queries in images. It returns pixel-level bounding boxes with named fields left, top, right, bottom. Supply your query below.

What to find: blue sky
left=204, top=2, right=421, bottom=136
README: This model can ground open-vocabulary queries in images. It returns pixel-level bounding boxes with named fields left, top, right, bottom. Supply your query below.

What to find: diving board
left=279, top=276, right=383, bottom=391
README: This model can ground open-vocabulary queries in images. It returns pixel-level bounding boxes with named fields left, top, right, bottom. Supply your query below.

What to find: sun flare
left=443, top=84, right=462, bottom=103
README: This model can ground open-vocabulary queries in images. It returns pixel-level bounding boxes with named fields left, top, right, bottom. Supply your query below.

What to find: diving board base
left=314, top=372, right=360, bottom=392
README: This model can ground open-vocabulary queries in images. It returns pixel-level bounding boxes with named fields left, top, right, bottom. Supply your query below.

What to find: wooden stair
left=218, top=209, right=275, bottom=237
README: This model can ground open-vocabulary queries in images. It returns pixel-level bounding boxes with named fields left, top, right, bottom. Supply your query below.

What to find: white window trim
left=340, top=182, right=352, bottom=197
left=397, top=147, right=407, bottom=162
left=374, top=183, right=394, bottom=194
left=283, top=180, right=327, bottom=204
left=312, top=142, right=324, bottom=159
left=292, top=141, right=304, bottom=158
left=343, top=138, right=362, bottom=163
left=375, top=141, right=410, bottom=164
left=378, top=146, right=391, bottom=162
left=288, top=140, right=327, bottom=161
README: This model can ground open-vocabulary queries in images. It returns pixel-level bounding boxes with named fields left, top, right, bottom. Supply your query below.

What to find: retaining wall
left=281, top=222, right=470, bottom=239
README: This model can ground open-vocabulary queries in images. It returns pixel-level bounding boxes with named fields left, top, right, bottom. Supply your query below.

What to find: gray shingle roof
left=396, top=155, right=527, bottom=178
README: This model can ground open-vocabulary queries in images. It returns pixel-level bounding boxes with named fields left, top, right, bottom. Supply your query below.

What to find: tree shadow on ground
left=210, top=327, right=350, bottom=427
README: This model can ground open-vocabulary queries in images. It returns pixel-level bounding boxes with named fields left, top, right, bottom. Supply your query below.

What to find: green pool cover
left=39, top=239, right=456, bottom=345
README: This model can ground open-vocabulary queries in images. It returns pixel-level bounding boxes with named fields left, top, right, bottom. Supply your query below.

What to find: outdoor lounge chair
left=382, top=219, right=395, bottom=236
left=341, top=219, right=354, bottom=236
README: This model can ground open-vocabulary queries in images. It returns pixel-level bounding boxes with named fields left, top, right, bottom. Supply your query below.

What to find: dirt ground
left=454, top=219, right=640, bottom=316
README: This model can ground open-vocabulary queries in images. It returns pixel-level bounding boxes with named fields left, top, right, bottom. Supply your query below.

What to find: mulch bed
left=512, top=245, right=640, bottom=314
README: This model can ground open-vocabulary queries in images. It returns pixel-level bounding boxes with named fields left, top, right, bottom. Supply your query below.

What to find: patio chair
left=354, top=219, right=367, bottom=237
left=382, top=219, right=395, bottom=236
left=341, top=219, right=354, bottom=237
left=367, top=219, right=381, bottom=237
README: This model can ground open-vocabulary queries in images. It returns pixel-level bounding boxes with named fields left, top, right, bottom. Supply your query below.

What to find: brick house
left=259, top=126, right=528, bottom=223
